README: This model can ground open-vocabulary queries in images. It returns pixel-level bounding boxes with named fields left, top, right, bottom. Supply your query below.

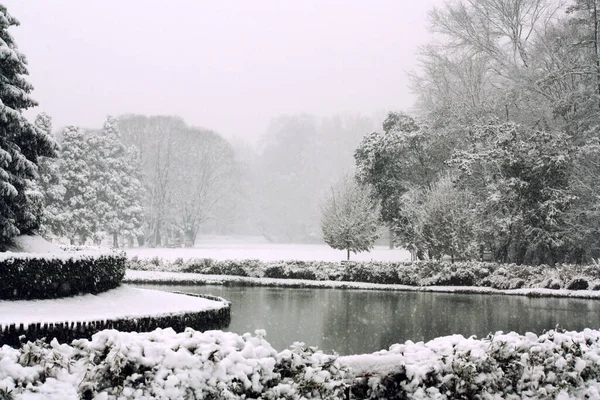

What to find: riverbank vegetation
left=128, top=257, right=600, bottom=291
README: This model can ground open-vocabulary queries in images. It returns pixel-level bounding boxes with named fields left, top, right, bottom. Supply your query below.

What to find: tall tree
left=354, top=112, right=450, bottom=245
left=0, top=5, right=56, bottom=249
left=59, top=126, right=98, bottom=244
left=33, top=113, right=65, bottom=239
left=452, top=121, right=576, bottom=264
left=170, top=128, right=237, bottom=246
left=119, top=115, right=184, bottom=246
left=88, top=116, right=145, bottom=247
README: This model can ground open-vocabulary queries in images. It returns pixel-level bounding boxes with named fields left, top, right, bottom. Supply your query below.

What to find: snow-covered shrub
left=0, top=329, right=350, bottom=400
left=421, top=264, right=476, bottom=286
left=2, top=328, right=600, bottom=399
left=347, top=329, right=600, bottom=399
left=0, top=252, right=126, bottom=300
left=127, top=257, right=600, bottom=291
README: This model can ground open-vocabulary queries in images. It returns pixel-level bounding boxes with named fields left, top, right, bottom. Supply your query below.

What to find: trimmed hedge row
left=0, top=252, right=126, bottom=300
left=128, top=257, right=600, bottom=290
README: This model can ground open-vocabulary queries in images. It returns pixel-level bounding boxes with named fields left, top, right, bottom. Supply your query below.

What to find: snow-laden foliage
left=1, top=328, right=600, bottom=399
left=320, top=175, right=380, bottom=260
left=0, top=5, right=56, bottom=250
left=58, top=126, right=99, bottom=243
left=451, top=122, right=576, bottom=265
left=391, top=0, right=600, bottom=264
left=128, top=257, right=600, bottom=291
left=0, top=329, right=349, bottom=399
left=88, top=116, right=145, bottom=247
left=354, top=113, right=449, bottom=226
left=31, top=113, right=66, bottom=238
left=52, top=118, right=144, bottom=246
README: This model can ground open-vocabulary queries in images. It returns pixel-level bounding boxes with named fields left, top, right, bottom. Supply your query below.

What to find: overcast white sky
left=5, top=1, right=440, bottom=142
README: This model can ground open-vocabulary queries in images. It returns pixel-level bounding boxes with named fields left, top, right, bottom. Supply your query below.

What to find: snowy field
left=125, top=240, right=411, bottom=262
left=0, top=286, right=227, bottom=327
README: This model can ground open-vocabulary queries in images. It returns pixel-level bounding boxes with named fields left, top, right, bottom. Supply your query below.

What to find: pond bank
left=125, top=269, right=600, bottom=300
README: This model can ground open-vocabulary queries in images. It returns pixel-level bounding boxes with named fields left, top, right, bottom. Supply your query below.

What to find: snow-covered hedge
left=128, top=257, right=600, bottom=291
left=1, top=327, right=600, bottom=399
left=0, top=252, right=126, bottom=300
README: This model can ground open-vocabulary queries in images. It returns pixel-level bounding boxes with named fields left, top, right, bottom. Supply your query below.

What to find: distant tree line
left=354, top=0, right=600, bottom=265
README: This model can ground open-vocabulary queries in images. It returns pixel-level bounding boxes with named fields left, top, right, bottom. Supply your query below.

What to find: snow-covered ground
left=0, top=285, right=227, bottom=327
left=6, top=235, right=63, bottom=253
left=125, top=242, right=411, bottom=262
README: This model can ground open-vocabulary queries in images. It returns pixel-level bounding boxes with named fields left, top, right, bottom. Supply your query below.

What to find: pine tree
left=59, top=126, right=97, bottom=244
left=321, top=176, right=380, bottom=260
left=0, top=5, right=56, bottom=249
left=33, top=113, right=65, bottom=238
left=89, top=116, right=144, bottom=247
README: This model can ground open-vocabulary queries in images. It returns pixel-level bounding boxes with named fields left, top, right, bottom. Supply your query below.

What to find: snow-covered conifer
left=89, top=116, right=144, bottom=247
left=33, top=113, right=66, bottom=238
left=59, top=126, right=98, bottom=244
left=0, top=5, right=56, bottom=248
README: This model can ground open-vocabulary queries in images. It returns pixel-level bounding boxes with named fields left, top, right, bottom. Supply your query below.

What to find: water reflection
left=136, top=284, right=600, bottom=355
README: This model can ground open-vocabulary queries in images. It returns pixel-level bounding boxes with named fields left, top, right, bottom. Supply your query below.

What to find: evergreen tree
left=0, top=5, right=56, bottom=249
left=59, top=126, right=97, bottom=244
left=89, top=116, right=144, bottom=247
left=321, top=175, right=380, bottom=260
left=33, top=113, right=65, bottom=238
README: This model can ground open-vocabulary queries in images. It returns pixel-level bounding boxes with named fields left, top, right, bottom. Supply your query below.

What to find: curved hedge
left=0, top=252, right=126, bottom=300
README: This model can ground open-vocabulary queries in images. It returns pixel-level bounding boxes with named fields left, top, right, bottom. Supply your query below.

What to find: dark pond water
left=136, top=284, right=600, bottom=355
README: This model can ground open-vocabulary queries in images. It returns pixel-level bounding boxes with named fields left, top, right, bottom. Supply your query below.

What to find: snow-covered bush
left=0, top=328, right=349, bottom=399
left=128, top=257, right=600, bottom=290
left=0, top=252, right=126, bottom=299
left=2, top=328, right=600, bottom=399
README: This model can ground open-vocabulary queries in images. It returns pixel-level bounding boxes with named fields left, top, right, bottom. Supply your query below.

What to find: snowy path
left=0, top=285, right=228, bottom=327
left=125, top=270, right=600, bottom=299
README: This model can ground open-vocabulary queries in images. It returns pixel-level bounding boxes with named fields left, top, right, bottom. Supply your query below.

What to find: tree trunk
left=388, top=226, right=395, bottom=249
left=347, top=248, right=350, bottom=261
left=112, top=232, right=119, bottom=248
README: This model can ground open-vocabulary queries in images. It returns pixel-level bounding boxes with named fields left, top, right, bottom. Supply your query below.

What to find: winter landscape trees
left=0, top=5, right=56, bottom=249
left=3, top=0, right=600, bottom=264
left=350, top=0, right=600, bottom=264
left=320, top=175, right=380, bottom=260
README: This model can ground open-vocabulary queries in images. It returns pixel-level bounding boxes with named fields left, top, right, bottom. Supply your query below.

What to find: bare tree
left=169, top=129, right=237, bottom=246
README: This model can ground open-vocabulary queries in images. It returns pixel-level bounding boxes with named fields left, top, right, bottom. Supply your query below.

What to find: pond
left=136, top=284, right=600, bottom=355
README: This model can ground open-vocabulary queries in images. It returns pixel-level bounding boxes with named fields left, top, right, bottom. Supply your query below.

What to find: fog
left=4, top=1, right=444, bottom=245
left=6, top=0, right=439, bottom=143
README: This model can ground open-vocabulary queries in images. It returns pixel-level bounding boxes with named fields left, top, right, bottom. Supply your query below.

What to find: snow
left=6, top=235, right=63, bottom=253
left=124, top=270, right=600, bottom=299
left=2, top=327, right=600, bottom=399
left=125, top=242, right=411, bottom=262
left=0, top=285, right=228, bottom=328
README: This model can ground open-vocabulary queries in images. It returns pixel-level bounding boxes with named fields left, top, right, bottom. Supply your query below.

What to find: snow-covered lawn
left=0, top=285, right=227, bottom=327
left=124, top=269, right=600, bottom=299
left=125, top=242, right=411, bottom=262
